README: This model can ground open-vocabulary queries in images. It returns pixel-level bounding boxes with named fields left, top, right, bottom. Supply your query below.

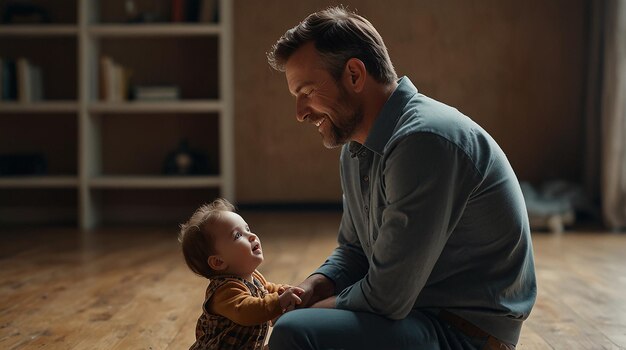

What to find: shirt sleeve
left=335, top=133, right=481, bottom=319
left=315, top=150, right=370, bottom=294
left=207, top=280, right=283, bottom=326
left=264, top=282, right=288, bottom=294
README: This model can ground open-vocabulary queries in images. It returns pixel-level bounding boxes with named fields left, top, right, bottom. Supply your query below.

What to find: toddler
left=179, top=198, right=303, bottom=350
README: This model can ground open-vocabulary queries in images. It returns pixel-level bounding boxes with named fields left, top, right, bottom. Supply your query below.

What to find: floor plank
left=1, top=212, right=625, bottom=349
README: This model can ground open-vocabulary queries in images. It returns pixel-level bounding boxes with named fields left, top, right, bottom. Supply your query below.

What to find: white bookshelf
left=0, top=101, right=79, bottom=113
left=0, top=0, right=234, bottom=229
left=88, top=23, right=221, bottom=37
left=88, top=100, right=222, bottom=113
left=89, top=175, right=222, bottom=188
left=0, top=176, right=78, bottom=188
left=0, top=25, right=78, bottom=36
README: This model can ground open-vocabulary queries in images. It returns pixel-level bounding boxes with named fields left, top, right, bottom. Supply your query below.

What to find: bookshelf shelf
left=0, top=101, right=79, bottom=113
left=89, top=175, right=222, bottom=188
left=0, top=176, right=78, bottom=188
left=88, top=24, right=221, bottom=37
left=0, top=25, right=78, bottom=36
left=89, top=100, right=222, bottom=114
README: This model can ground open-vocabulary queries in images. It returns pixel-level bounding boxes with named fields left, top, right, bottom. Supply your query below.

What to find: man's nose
left=296, top=96, right=310, bottom=122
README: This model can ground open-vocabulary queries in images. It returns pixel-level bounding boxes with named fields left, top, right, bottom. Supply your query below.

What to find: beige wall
left=234, top=0, right=588, bottom=203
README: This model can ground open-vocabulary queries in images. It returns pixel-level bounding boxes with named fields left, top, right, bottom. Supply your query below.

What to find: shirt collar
left=349, top=76, right=418, bottom=156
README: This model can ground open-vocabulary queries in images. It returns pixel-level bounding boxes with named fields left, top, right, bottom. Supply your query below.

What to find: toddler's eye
left=234, top=232, right=242, bottom=240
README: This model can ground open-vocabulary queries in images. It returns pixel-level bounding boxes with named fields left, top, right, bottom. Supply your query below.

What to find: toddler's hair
left=178, top=198, right=235, bottom=278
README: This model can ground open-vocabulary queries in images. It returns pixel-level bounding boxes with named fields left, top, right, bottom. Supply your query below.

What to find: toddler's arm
left=208, top=281, right=300, bottom=326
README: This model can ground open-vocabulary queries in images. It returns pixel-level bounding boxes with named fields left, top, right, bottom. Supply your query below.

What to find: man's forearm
left=315, top=244, right=369, bottom=293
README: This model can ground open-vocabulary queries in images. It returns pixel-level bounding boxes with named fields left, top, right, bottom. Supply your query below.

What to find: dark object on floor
left=0, top=153, right=47, bottom=175
left=521, top=180, right=596, bottom=233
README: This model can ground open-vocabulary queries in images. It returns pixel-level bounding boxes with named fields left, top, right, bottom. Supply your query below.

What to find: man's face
left=285, top=42, right=363, bottom=148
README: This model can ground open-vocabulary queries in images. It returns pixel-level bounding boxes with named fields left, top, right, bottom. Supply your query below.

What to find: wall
left=234, top=0, right=588, bottom=203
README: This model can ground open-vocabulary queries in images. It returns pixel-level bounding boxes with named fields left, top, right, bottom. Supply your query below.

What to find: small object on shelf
left=132, top=85, right=180, bottom=101
left=124, top=0, right=165, bottom=23
left=1, top=1, right=51, bottom=24
left=163, top=139, right=211, bottom=175
left=171, top=0, right=216, bottom=22
left=0, top=153, right=47, bottom=176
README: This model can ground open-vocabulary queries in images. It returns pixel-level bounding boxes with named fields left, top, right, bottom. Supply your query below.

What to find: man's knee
left=268, top=310, right=313, bottom=350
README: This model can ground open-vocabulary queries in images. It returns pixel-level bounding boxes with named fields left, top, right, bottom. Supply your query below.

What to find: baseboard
left=236, top=202, right=342, bottom=212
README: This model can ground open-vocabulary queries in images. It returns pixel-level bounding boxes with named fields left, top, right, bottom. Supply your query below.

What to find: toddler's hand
left=278, top=287, right=304, bottom=313
left=277, top=285, right=304, bottom=295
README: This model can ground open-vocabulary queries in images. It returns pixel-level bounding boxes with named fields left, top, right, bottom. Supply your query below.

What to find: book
left=117, top=65, right=132, bottom=101
left=0, top=57, right=3, bottom=100
left=100, top=56, right=131, bottom=102
left=113, top=64, right=124, bottom=102
left=30, top=64, right=43, bottom=101
left=100, top=56, right=114, bottom=101
left=1, top=59, right=17, bottom=101
left=16, top=57, right=31, bottom=103
left=171, top=0, right=186, bottom=22
left=186, top=0, right=200, bottom=22
left=199, top=0, right=217, bottom=23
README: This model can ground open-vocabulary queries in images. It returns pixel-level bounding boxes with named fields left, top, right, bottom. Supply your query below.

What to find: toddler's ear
left=208, top=255, right=227, bottom=271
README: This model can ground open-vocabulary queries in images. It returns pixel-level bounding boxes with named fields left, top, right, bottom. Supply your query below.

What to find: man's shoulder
left=393, top=93, right=476, bottom=144
left=386, top=93, right=501, bottom=174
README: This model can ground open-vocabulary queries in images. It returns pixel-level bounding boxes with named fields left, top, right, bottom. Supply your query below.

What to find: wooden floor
left=1, top=212, right=625, bottom=349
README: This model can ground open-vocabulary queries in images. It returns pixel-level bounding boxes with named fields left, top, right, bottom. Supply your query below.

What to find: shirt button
left=363, top=175, right=369, bottom=182
left=361, top=151, right=367, bottom=157
left=364, top=205, right=369, bottom=212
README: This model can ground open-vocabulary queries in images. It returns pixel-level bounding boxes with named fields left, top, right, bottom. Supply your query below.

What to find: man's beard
left=321, top=85, right=364, bottom=149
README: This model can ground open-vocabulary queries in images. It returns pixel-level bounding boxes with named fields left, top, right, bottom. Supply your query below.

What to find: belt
left=438, top=310, right=516, bottom=350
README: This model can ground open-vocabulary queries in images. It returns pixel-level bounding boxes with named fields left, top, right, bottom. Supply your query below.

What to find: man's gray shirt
left=315, top=77, right=537, bottom=345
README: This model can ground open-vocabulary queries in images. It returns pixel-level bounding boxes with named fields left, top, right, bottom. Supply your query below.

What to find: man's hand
left=270, top=275, right=335, bottom=326
left=296, top=274, right=335, bottom=308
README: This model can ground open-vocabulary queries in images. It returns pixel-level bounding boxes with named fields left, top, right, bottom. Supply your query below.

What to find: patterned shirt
left=190, top=271, right=284, bottom=350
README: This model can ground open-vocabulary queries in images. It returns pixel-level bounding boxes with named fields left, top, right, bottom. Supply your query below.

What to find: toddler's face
left=211, top=211, right=264, bottom=276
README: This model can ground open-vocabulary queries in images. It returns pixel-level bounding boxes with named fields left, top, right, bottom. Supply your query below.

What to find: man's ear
left=343, top=58, right=366, bottom=93
left=208, top=255, right=228, bottom=271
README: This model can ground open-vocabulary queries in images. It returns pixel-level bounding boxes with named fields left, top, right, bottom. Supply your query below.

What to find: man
left=266, top=6, right=536, bottom=350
